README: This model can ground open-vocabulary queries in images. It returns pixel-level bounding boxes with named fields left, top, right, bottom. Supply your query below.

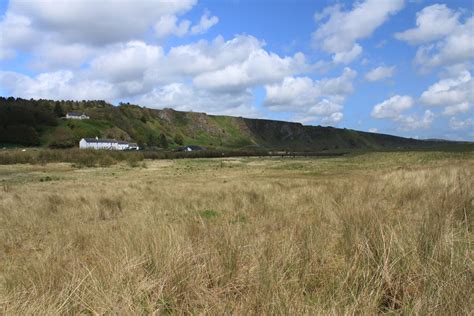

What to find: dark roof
left=176, top=145, right=206, bottom=151
left=82, top=138, right=118, bottom=143
left=67, top=112, right=87, bottom=116
left=187, top=145, right=206, bottom=150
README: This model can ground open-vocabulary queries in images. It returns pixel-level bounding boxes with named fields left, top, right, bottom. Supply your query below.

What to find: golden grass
left=0, top=151, right=473, bottom=314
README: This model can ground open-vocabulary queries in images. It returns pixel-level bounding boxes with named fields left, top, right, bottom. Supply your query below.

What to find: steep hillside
left=0, top=97, right=460, bottom=151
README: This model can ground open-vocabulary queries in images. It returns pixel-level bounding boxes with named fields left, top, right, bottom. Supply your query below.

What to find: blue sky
left=0, top=0, right=473, bottom=140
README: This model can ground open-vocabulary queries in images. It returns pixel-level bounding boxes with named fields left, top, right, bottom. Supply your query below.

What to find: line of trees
left=0, top=97, right=58, bottom=146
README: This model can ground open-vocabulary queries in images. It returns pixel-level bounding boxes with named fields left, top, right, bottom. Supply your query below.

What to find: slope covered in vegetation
left=0, top=97, right=458, bottom=151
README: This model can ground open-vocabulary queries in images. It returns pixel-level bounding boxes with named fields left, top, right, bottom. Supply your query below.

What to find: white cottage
left=79, top=138, right=139, bottom=150
left=66, top=112, right=90, bottom=120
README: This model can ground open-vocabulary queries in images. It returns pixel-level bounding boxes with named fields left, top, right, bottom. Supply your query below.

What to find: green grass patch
left=198, top=210, right=219, bottom=219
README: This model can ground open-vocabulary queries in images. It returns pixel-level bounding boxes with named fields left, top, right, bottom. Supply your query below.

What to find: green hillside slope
left=0, top=97, right=463, bottom=151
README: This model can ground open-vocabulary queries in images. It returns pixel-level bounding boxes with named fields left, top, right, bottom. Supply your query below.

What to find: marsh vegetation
left=0, top=151, right=473, bottom=314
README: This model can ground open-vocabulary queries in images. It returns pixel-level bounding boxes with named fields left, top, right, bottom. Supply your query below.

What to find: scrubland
left=0, top=151, right=473, bottom=314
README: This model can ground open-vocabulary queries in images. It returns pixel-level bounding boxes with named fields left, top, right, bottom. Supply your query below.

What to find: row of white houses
left=79, top=138, right=139, bottom=150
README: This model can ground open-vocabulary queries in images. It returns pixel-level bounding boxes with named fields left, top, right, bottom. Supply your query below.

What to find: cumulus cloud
left=191, top=11, right=219, bottom=35
left=0, top=70, right=117, bottom=101
left=1, top=33, right=314, bottom=118
left=91, top=41, right=164, bottom=84
left=395, top=110, right=435, bottom=131
left=29, top=42, right=97, bottom=70
left=395, top=4, right=460, bottom=44
left=420, top=70, right=474, bottom=108
left=442, top=103, right=471, bottom=116
left=8, top=0, right=197, bottom=45
left=263, top=68, right=356, bottom=125
left=154, top=11, right=218, bottom=39
left=396, top=4, right=474, bottom=69
left=371, top=95, right=435, bottom=131
left=371, top=95, right=414, bottom=119
left=449, top=117, right=474, bottom=130
left=154, top=15, right=191, bottom=38
left=136, top=83, right=259, bottom=117
left=365, top=66, right=395, bottom=81
left=0, top=12, right=40, bottom=58
left=313, top=0, right=404, bottom=64
left=193, top=50, right=306, bottom=92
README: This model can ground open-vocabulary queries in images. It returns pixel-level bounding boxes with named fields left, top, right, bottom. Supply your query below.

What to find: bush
left=48, top=127, right=75, bottom=148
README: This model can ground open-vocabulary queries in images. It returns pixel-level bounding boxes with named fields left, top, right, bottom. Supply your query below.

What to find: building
left=177, top=145, right=206, bottom=152
left=79, top=138, right=139, bottom=150
left=66, top=112, right=90, bottom=120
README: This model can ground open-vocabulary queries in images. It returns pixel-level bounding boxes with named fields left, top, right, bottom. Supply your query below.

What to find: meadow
left=0, top=150, right=473, bottom=314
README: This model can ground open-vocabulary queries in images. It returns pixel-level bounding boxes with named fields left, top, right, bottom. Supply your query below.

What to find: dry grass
left=0, top=151, right=473, bottom=314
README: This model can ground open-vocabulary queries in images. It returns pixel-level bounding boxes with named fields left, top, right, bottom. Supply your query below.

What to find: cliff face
left=0, top=97, right=455, bottom=150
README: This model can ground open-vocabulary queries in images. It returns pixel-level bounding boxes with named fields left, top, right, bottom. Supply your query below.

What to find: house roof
left=82, top=138, right=118, bottom=143
left=187, top=145, right=206, bottom=150
left=67, top=111, right=87, bottom=116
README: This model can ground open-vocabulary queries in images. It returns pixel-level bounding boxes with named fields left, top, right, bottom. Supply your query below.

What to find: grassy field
left=0, top=151, right=473, bottom=314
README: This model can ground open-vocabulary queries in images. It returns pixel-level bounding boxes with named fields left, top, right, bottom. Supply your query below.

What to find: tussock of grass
left=0, top=151, right=472, bottom=314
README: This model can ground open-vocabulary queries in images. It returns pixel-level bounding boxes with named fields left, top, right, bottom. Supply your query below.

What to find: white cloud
left=263, top=68, right=356, bottom=125
left=154, top=15, right=191, bottom=38
left=396, top=4, right=474, bottom=69
left=0, top=12, right=40, bottom=59
left=332, top=44, right=362, bottom=64
left=365, top=66, right=395, bottom=81
left=313, top=0, right=404, bottom=64
left=136, top=83, right=259, bottom=117
left=420, top=70, right=474, bottom=107
left=154, top=11, right=218, bottom=39
left=8, top=0, right=197, bottom=45
left=91, top=41, right=164, bottom=84
left=371, top=95, right=435, bottom=131
left=395, top=4, right=460, bottom=44
left=449, top=117, right=474, bottom=130
left=368, top=128, right=378, bottom=133
left=29, top=42, right=96, bottom=70
left=264, top=68, right=356, bottom=112
left=0, top=70, right=117, bottom=101
left=396, top=110, right=435, bottom=131
left=192, top=46, right=307, bottom=92
left=191, top=11, right=219, bottom=35
left=0, top=33, right=314, bottom=117
left=442, top=102, right=471, bottom=116
left=371, top=95, right=414, bottom=119
left=322, top=112, right=344, bottom=125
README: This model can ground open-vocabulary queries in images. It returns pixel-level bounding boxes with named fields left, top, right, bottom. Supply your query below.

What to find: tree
left=159, top=133, right=168, bottom=149
left=48, top=127, right=75, bottom=148
left=4, top=125, right=40, bottom=146
left=54, top=102, right=65, bottom=117
left=174, top=133, right=184, bottom=145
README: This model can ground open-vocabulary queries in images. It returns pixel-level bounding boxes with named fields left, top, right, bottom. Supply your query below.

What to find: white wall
left=79, top=139, right=131, bottom=150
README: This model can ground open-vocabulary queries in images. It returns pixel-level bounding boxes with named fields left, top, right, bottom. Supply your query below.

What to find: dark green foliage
left=0, top=97, right=57, bottom=146
left=0, top=125, right=40, bottom=146
left=174, top=133, right=184, bottom=145
left=159, top=133, right=168, bottom=149
left=48, top=127, right=75, bottom=148
left=54, top=102, right=65, bottom=117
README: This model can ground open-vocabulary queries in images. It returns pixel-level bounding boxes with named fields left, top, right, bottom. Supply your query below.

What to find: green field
left=1, top=150, right=473, bottom=314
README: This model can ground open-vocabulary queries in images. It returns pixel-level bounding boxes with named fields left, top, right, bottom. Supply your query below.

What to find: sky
left=0, top=0, right=473, bottom=140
